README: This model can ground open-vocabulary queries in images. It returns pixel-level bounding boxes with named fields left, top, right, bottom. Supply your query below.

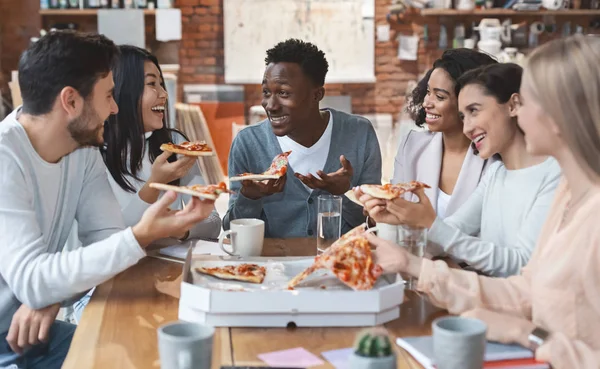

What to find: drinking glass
left=317, top=195, right=342, bottom=253
left=398, top=225, right=427, bottom=290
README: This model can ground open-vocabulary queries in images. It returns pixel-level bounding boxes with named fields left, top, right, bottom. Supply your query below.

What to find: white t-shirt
left=436, top=188, right=451, bottom=219
left=276, top=110, right=333, bottom=191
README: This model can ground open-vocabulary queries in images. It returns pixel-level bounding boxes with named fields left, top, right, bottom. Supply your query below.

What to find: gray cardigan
left=223, top=109, right=382, bottom=238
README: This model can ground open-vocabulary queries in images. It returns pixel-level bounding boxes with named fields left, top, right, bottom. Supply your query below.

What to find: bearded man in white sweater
left=0, top=31, right=215, bottom=368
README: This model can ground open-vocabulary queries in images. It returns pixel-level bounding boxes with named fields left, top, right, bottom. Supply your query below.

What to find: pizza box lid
left=180, top=249, right=405, bottom=315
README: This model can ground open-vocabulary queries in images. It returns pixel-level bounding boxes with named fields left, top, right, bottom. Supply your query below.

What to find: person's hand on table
left=295, top=155, right=353, bottom=195
left=365, top=232, right=423, bottom=277
left=461, top=308, right=536, bottom=347
left=133, top=191, right=216, bottom=247
left=386, top=188, right=436, bottom=229
left=6, top=303, right=61, bottom=354
left=355, top=187, right=402, bottom=225
left=240, top=176, right=286, bottom=200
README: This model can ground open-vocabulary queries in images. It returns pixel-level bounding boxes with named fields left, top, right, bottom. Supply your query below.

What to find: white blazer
left=392, top=130, right=495, bottom=217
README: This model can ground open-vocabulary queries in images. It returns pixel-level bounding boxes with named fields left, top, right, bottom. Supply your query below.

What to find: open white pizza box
left=178, top=249, right=405, bottom=327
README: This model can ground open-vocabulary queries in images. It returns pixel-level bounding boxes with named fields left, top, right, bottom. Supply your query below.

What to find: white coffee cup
left=218, top=219, right=264, bottom=257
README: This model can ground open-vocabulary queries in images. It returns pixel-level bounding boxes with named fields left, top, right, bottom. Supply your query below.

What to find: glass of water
left=398, top=225, right=427, bottom=290
left=317, top=195, right=342, bottom=253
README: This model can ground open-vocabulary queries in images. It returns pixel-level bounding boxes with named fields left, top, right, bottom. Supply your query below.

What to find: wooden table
left=63, top=239, right=447, bottom=369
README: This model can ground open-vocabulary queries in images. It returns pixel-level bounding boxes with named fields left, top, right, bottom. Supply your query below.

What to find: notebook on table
left=396, top=336, right=549, bottom=369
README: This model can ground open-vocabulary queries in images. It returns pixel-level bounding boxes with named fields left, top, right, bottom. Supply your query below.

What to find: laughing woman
left=366, top=35, right=600, bottom=369
left=102, top=45, right=221, bottom=240
left=394, top=49, right=497, bottom=219
left=360, top=63, right=561, bottom=277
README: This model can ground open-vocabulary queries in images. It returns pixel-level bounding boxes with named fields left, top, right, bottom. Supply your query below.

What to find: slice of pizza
left=359, top=181, right=431, bottom=200
left=160, top=141, right=214, bottom=157
left=229, top=151, right=292, bottom=182
left=195, top=263, right=266, bottom=284
left=149, top=182, right=233, bottom=200
left=288, top=228, right=383, bottom=291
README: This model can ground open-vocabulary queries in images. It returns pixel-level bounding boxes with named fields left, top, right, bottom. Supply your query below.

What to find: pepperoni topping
left=173, top=141, right=212, bottom=152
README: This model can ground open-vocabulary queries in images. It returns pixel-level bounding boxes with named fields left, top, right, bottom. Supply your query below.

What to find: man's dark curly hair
left=265, top=39, right=329, bottom=87
left=406, top=49, right=497, bottom=127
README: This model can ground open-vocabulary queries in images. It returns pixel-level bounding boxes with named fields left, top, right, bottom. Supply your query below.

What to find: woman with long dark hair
left=102, top=45, right=221, bottom=240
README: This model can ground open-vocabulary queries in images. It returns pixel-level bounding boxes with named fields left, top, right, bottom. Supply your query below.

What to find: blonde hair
left=523, top=35, right=600, bottom=178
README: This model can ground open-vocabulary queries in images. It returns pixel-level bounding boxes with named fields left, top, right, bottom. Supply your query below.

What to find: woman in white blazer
left=393, top=49, right=498, bottom=218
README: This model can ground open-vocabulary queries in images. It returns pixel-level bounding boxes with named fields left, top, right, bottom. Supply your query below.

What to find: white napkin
left=159, top=240, right=227, bottom=259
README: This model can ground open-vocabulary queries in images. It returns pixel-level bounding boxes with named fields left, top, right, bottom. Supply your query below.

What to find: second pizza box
left=178, top=251, right=405, bottom=327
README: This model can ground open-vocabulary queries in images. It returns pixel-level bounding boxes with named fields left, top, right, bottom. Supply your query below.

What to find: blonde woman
left=366, top=35, right=600, bottom=368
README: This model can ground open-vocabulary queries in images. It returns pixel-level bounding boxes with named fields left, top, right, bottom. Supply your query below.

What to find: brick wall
left=0, top=0, right=160, bottom=105
left=2, top=0, right=598, bottom=116
left=176, top=0, right=600, bottom=120
left=176, top=0, right=429, bottom=119
left=0, top=0, right=41, bottom=95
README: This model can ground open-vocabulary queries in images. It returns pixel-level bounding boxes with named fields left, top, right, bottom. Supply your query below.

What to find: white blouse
left=436, top=188, right=451, bottom=219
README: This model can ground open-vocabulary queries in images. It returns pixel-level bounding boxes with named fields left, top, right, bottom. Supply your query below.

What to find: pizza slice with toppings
left=160, top=141, right=214, bottom=157
left=229, top=151, right=292, bottom=182
left=359, top=181, right=431, bottom=200
left=195, top=263, right=266, bottom=284
left=288, top=226, right=383, bottom=291
left=149, top=182, right=233, bottom=200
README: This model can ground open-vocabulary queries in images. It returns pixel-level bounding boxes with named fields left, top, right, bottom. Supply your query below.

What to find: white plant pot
left=349, top=353, right=397, bottom=369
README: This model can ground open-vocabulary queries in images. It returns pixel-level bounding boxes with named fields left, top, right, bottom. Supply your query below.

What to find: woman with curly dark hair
left=392, top=49, right=497, bottom=219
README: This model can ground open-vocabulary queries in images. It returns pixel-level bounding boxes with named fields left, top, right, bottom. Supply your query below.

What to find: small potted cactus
left=349, top=328, right=397, bottom=369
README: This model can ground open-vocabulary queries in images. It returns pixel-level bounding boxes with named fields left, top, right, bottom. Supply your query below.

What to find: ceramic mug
left=218, top=219, right=265, bottom=257
left=432, top=316, right=487, bottom=369
left=158, top=321, right=214, bottom=369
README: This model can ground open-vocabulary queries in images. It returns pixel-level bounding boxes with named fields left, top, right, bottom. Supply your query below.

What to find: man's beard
left=67, top=104, right=105, bottom=148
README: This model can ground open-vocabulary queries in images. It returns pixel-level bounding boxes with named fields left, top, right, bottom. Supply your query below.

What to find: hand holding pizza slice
left=288, top=224, right=383, bottom=291
left=230, top=151, right=291, bottom=182
left=355, top=181, right=436, bottom=229
left=346, top=182, right=430, bottom=206
left=358, top=181, right=431, bottom=200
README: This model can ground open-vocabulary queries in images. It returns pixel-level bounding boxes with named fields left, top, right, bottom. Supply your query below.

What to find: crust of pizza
left=229, top=174, right=282, bottom=181
left=195, top=264, right=266, bottom=284
left=149, top=182, right=232, bottom=200
left=344, top=190, right=363, bottom=206
left=160, top=142, right=214, bottom=157
left=288, top=224, right=383, bottom=291
left=360, top=181, right=431, bottom=200
left=229, top=151, right=291, bottom=182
